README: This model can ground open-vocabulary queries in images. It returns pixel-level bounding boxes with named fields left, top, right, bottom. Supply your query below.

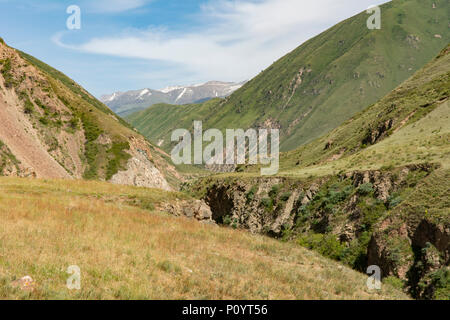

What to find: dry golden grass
left=0, top=177, right=409, bottom=300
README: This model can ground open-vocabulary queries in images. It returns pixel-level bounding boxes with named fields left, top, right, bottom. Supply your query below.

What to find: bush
left=23, top=99, right=34, bottom=114
left=68, top=117, right=79, bottom=130
left=430, top=268, right=450, bottom=300
left=1, top=58, right=16, bottom=88
left=105, top=141, right=131, bottom=180
left=328, top=185, right=354, bottom=203
left=384, top=276, right=405, bottom=291
left=246, top=186, right=257, bottom=203
left=269, top=184, right=281, bottom=199
left=222, top=215, right=232, bottom=226
left=39, top=117, right=49, bottom=126
left=80, top=113, right=103, bottom=179
left=357, top=183, right=374, bottom=195
left=388, top=195, right=403, bottom=209
left=280, top=192, right=292, bottom=202
left=298, top=233, right=345, bottom=261
left=261, top=197, right=273, bottom=212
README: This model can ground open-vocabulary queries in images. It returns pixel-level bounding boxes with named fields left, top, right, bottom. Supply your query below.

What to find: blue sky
left=0, top=0, right=388, bottom=97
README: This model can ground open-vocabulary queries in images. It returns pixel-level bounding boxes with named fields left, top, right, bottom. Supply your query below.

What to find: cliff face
left=190, top=163, right=448, bottom=299
left=0, top=40, right=175, bottom=190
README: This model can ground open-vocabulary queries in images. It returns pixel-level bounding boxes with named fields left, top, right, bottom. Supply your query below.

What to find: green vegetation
left=128, top=0, right=449, bottom=153
left=18, top=51, right=121, bottom=121
left=246, top=185, right=257, bottom=203
left=357, top=183, right=374, bottom=196
left=105, top=142, right=132, bottom=180
left=261, top=197, right=274, bottom=212
left=0, top=140, right=21, bottom=174
left=1, top=46, right=180, bottom=184
left=430, top=268, right=450, bottom=300
left=0, top=177, right=410, bottom=300
left=0, top=58, right=16, bottom=88
left=23, top=98, right=34, bottom=114
left=297, top=234, right=345, bottom=261
left=80, top=113, right=103, bottom=180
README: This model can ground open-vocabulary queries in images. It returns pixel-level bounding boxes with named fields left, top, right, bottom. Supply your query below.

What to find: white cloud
left=54, top=0, right=390, bottom=84
left=84, top=0, right=152, bottom=13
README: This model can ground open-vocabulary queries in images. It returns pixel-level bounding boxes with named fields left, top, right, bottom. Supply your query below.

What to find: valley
left=0, top=0, right=448, bottom=301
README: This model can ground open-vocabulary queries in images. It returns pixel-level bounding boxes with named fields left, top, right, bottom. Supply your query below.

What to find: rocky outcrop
left=193, top=164, right=446, bottom=298
left=368, top=217, right=449, bottom=299
left=362, top=119, right=393, bottom=145
left=160, top=200, right=214, bottom=223
left=111, top=137, right=171, bottom=191
left=110, top=151, right=171, bottom=191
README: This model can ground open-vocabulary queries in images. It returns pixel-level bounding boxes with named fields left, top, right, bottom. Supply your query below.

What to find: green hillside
left=0, top=40, right=179, bottom=188
left=128, top=0, right=449, bottom=152
left=186, top=44, right=450, bottom=299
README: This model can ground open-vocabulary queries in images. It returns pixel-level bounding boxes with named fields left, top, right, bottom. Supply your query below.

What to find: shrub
left=246, top=186, right=257, bottom=203
left=280, top=191, right=292, bottom=202
left=23, top=99, right=34, bottom=114
left=269, top=184, right=281, bottom=199
left=298, top=234, right=345, bottom=261
left=430, top=268, right=450, bottom=300
left=384, top=276, right=405, bottom=291
left=68, top=117, right=79, bottom=130
left=388, top=195, right=403, bottom=209
left=357, top=183, right=374, bottom=195
left=1, top=58, right=16, bottom=88
left=39, top=117, right=49, bottom=126
left=105, top=141, right=131, bottom=180
left=329, top=185, right=354, bottom=203
left=80, top=113, right=103, bottom=179
left=222, top=215, right=232, bottom=226
left=261, top=197, right=273, bottom=212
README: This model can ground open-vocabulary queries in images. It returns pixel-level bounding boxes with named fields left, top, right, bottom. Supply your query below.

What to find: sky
left=0, top=0, right=389, bottom=97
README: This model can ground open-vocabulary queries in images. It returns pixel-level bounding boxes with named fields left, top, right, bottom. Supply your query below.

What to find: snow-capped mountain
left=100, top=81, right=245, bottom=116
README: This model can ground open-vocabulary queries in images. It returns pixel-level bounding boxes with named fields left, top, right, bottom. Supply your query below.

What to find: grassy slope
left=0, top=44, right=179, bottom=186
left=278, top=44, right=450, bottom=177
left=15, top=50, right=136, bottom=180
left=0, top=177, right=408, bottom=300
left=186, top=45, right=450, bottom=299
left=128, top=0, right=449, bottom=152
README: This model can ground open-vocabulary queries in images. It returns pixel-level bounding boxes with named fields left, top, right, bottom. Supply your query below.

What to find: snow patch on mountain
left=101, top=81, right=246, bottom=116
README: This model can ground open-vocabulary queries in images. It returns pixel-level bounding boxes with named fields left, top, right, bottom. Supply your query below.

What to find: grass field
left=0, top=177, right=408, bottom=300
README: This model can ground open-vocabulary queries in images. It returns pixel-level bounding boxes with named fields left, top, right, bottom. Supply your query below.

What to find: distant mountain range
left=100, top=81, right=245, bottom=116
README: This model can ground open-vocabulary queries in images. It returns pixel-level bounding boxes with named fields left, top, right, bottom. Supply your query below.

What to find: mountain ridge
left=128, top=0, right=450, bottom=152
left=0, top=39, right=180, bottom=190
left=101, top=80, right=245, bottom=117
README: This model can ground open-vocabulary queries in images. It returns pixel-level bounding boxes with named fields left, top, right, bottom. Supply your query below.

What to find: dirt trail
left=0, top=89, right=71, bottom=179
